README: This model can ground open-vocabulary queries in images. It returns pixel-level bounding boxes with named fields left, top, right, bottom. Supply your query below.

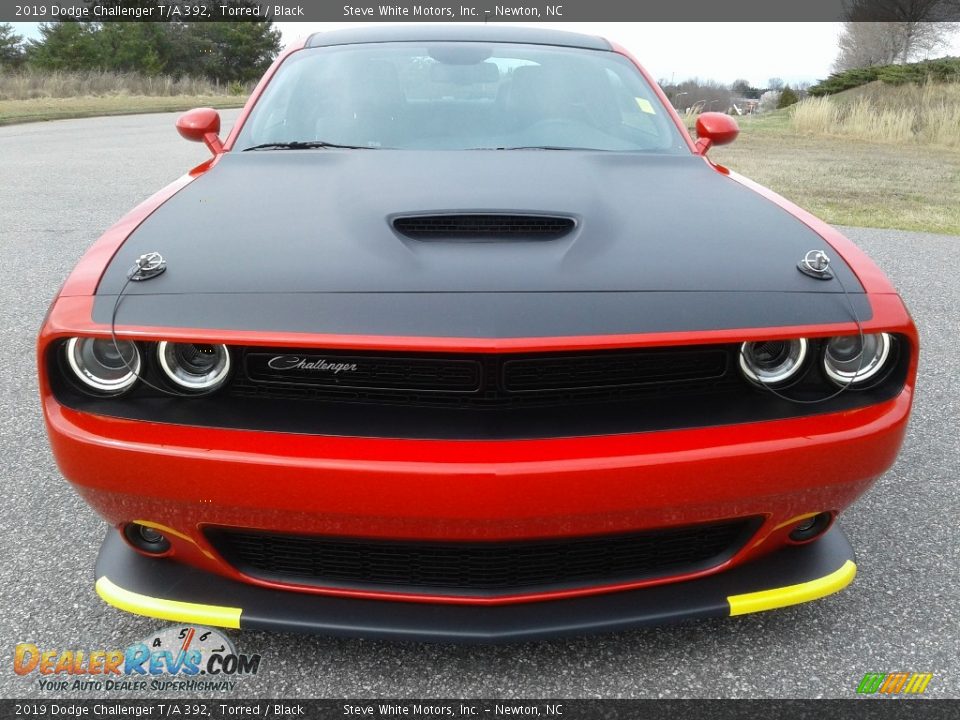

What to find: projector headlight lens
left=65, top=337, right=140, bottom=395
left=158, top=341, right=231, bottom=392
left=823, top=333, right=892, bottom=386
left=739, top=338, right=808, bottom=386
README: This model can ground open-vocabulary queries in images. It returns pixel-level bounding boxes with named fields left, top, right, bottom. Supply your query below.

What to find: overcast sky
left=276, top=22, right=960, bottom=86
left=12, top=21, right=960, bottom=87
left=275, top=22, right=846, bottom=86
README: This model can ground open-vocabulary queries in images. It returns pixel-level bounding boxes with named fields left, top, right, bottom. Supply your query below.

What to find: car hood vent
left=392, top=213, right=575, bottom=241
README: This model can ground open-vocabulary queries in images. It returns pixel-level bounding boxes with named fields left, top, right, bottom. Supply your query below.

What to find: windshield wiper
left=243, top=140, right=373, bottom=151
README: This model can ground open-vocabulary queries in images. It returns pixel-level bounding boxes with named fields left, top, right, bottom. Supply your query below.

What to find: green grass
left=0, top=95, right=245, bottom=125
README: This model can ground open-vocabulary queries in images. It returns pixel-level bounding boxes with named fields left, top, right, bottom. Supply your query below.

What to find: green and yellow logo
left=857, top=672, right=933, bottom=695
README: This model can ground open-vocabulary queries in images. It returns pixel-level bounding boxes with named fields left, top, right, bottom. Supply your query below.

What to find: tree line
left=0, top=21, right=281, bottom=84
left=658, top=77, right=805, bottom=114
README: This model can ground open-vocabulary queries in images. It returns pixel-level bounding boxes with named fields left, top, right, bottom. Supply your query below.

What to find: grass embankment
left=710, top=82, right=960, bottom=235
left=0, top=69, right=247, bottom=125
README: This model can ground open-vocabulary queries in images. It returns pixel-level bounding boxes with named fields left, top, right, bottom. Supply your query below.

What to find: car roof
left=304, top=25, right=611, bottom=51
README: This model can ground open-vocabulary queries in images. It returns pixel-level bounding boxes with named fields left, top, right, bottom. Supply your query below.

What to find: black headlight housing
left=55, top=337, right=233, bottom=399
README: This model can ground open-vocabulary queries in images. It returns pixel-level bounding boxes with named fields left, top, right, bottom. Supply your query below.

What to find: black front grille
left=206, top=519, right=756, bottom=595
left=229, top=346, right=735, bottom=409
left=503, top=350, right=726, bottom=392
left=393, top=214, right=575, bottom=240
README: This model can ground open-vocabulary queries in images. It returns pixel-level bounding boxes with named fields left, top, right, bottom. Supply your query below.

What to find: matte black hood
left=92, top=151, right=869, bottom=337
left=98, top=151, right=861, bottom=296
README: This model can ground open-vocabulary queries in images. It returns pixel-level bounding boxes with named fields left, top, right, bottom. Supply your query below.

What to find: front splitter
left=94, top=527, right=856, bottom=642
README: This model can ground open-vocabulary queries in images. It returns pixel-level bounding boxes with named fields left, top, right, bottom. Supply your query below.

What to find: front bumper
left=96, top=525, right=857, bottom=641
left=46, top=389, right=909, bottom=606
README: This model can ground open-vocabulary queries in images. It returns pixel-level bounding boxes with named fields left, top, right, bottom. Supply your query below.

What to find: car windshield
left=236, top=42, right=689, bottom=153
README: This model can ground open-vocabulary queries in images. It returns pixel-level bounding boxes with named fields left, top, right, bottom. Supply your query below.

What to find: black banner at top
left=3, top=0, right=960, bottom=23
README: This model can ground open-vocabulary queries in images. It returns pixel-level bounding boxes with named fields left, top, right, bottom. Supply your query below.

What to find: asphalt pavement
left=0, top=111, right=956, bottom=699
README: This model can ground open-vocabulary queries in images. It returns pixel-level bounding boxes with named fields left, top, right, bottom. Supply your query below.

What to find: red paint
left=175, top=108, right=223, bottom=155
left=695, top=112, right=740, bottom=154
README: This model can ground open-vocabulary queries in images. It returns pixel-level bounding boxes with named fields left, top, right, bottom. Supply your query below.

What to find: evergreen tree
left=187, top=22, right=282, bottom=84
left=777, top=86, right=800, bottom=109
left=24, top=17, right=282, bottom=82
left=27, top=23, right=104, bottom=71
left=0, top=23, right=25, bottom=68
left=98, top=23, right=168, bottom=75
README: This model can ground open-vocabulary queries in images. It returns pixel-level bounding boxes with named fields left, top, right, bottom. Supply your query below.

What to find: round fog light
left=158, top=341, right=231, bottom=392
left=788, top=512, right=833, bottom=543
left=138, top=526, right=163, bottom=544
left=739, top=338, right=808, bottom=386
left=123, top=523, right=171, bottom=556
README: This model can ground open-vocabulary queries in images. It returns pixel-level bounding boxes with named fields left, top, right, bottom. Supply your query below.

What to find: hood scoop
left=392, top=213, right=576, bottom=242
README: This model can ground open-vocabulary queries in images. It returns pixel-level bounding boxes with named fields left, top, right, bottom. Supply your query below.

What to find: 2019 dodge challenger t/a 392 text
left=38, top=26, right=917, bottom=641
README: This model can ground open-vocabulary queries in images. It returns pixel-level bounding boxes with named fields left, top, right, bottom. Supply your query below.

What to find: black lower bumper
left=95, top=527, right=856, bottom=642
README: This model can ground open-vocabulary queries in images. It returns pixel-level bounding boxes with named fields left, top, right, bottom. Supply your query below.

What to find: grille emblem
left=267, top=356, right=358, bottom=374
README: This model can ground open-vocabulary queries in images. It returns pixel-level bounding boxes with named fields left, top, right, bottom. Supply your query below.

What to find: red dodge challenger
left=38, top=26, right=917, bottom=640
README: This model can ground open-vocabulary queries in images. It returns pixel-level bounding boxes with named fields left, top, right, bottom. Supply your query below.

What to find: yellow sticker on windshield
left=635, top=98, right=656, bottom=114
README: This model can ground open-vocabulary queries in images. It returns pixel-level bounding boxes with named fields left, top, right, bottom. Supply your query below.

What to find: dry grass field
left=0, top=69, right=238, bottom=99
left=0, top=94, right=244, bottom=125
left=711, top=82, right=960, bottom=235
left=0, top=69, right=246, bottom=125
left=712, top=131, right=960, bottom=235
left=792, top=82, right=960, bottom=147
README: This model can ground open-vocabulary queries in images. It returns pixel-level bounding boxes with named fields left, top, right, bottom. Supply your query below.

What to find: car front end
left=38, top=26, right=918, bottom=640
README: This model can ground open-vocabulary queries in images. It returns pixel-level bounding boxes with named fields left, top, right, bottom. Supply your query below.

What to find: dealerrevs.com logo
left=14, top=626, right=261, bottom=693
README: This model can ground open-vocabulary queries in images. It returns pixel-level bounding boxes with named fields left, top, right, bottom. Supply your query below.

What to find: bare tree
left=670, top=77, right=733, bottom=113
left=835, top=23, right=904, bottom=69
left=833, top=20, right=957, bottom=70
left=767, top=77, right=785, bottom=90
left=845, top=0, right=957, bottom=22
left=836, top=0, right=959, bottom=70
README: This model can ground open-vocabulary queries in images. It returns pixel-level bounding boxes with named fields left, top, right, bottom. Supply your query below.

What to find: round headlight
left=823, top=333, right=892, bottom=386
left=158, top=342, right=231, bottom=392
left=739, top=338, right=809, bottom=386
left=65, top=337, right=140, bottom=395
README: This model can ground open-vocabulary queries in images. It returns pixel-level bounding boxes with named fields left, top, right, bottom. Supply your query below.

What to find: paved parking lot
left=0, top=111, right=956, bottom=698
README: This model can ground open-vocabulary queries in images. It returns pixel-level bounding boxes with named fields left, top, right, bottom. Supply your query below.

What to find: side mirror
left=176, top=108, right=223, bottom=155
left=694, top=112, right=739, bottom=155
